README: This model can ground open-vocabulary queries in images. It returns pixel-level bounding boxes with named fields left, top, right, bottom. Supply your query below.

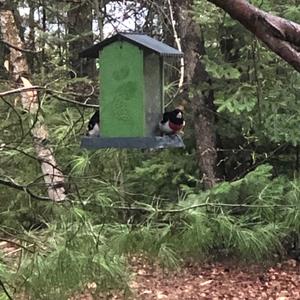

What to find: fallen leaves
left=128, top=258, right=300, bottom=300
left=30, top=254, right=300, bottom=299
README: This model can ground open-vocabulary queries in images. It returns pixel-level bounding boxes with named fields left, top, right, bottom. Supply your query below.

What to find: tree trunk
left=0, top=7, right=66, bottom=202
left=0, top=24, right=9, bottom=79
left=27, top=1, right=35, bottom=71
left=207, top=0, right=300, bottom=72
left=67, top=0, right=96, bottom=77
left=174, top=0, right=218, bottom=189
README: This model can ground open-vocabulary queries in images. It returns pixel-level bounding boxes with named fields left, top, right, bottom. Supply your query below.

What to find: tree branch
left=0, top=39, right=41, bottom=54
left=46, top=90, right=98, bottom=108
left=0, top=177, right=53, bottom=201
left=167, top=0, right=184, bottom=89
left=207, top=0, right=300, bottom=72
left=101, top=202, right=299, bottom=214
left=0, top=86, right=98, bottom=108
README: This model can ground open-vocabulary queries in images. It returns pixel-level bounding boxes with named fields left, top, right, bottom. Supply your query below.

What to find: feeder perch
left=79, top=32, right=184, bottom=149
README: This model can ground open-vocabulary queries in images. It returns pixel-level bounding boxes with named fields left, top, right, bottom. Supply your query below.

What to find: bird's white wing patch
left=87, top=123, right=100, bottom=136
left=159, top=121, right=173, bottom=134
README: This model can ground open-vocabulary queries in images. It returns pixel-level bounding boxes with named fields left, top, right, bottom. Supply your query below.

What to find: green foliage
left=2, top=0, right=300, bottom=298
left=22, top=242, right=128, bottom=300
left=127, top=149, right=197, bottom=199
left=1, top=209, right=129, bottom=300
left=83, top=165, right=298, bottom=265
left=175, top=165, right=299, bottom=260
left=1, top=162, right=300, bottom=298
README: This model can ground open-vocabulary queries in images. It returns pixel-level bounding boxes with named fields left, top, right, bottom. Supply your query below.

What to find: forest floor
left=75, top=256, right=300, bottom=300
left=1, top=241, right=299, bottom=299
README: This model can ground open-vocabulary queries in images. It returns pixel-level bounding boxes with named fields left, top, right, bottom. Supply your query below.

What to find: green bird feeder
left=80, top=32, right=184, bottom=149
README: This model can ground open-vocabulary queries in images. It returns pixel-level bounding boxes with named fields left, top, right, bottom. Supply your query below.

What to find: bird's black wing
left=88, top=110, right=99, bottom=130
left=161, top=111, right=170, bottom=123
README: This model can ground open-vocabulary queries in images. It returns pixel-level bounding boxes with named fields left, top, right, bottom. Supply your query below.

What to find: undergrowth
left=1, top=164, right=300, bottom=299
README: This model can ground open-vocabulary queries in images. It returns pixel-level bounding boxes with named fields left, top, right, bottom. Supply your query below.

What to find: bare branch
left=0, top=238, right=35, bottom=253
left=46, top=90, right=98, bottom=108
left=167, top=0, right=184, bottom=89
left=0, top=86, right=98, bottom=108
left=0, top=86, right=45, bottom=97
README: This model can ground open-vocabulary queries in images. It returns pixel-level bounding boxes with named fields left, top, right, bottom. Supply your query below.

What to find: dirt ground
left=74, top=258, right=300, bottom=300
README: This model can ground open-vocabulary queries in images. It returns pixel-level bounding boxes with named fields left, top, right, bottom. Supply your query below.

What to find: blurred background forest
left=0, top=0, right=300, bottom=298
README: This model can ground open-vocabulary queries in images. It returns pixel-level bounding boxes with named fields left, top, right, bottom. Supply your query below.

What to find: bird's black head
left=169, top=109, right=184, bottom=124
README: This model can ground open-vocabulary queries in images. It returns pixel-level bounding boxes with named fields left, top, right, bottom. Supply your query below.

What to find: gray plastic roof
left=79, top=33, right=183, bottom=58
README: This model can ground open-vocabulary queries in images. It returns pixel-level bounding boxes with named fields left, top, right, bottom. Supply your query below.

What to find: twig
left=167, top=0, right=184, bottom=90
left=45, top=91, right=98, bottom=108
left=2, top=145, right=65, bottom=174
left=0, top=238, right=35, bottom=253
left=45, top=85, right=96, bottom=98
left=0, top=278, right=13, bottom=300
left=0, top=86, right=98, bottom=108
left=0, top=86, right=44, bottom=97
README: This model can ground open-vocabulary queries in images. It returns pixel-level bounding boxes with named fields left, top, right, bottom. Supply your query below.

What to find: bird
left=159, top=108, right=185, bottom=135
left=86, top=109, right=100, bottom=136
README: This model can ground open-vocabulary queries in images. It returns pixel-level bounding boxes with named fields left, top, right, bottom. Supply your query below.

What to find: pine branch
left=103, top=202, right=299, bottom=214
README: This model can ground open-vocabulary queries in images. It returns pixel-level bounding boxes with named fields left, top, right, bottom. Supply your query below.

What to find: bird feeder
left=80, top=32, right=184, bottom=149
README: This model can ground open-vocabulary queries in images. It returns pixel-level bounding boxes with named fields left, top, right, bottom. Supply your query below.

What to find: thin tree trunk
left=27, top=1, right=35, bottom=71
left=174, top=0, right=218, bottom=189
left=0, top=7, right=66, bottom=202
left=67, top=0, right=96, bottom=77
left=0, top=23, right=9, bottom=79
left=94, top=0, right=104, bottom=41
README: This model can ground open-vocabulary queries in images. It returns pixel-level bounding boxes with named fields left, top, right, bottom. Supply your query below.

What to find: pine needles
left=1, top=164, right=300, bottom=298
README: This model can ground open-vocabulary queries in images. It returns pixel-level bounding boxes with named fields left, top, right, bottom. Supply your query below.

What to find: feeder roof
left=79, top=32, right=183, bottom=58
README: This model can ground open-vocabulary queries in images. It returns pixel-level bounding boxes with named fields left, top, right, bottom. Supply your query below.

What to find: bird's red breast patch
left=169, top=121, right=183, bottom=132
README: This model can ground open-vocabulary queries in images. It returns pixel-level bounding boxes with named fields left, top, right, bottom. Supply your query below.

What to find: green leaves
left=216, top=84, right=257, bottom=114
left=204, top=56, right=241, bottom=80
